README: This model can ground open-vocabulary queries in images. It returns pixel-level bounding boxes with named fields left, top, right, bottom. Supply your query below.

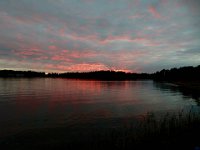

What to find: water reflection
left=153, top=81, right=200, bottom=106
left=0, top=78, right=199, bottom=137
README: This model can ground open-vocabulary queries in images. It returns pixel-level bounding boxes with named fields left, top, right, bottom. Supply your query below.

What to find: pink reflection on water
left=0, top=78, right=192, bottom=137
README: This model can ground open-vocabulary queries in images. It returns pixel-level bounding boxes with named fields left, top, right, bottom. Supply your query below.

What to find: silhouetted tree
left=153, top=65, right=200, bottom=81
left=0, top=70, right=45, bottom=77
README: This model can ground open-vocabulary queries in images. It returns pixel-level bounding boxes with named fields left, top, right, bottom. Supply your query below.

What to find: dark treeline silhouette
left=153, top=65, right=200, bottom=81
left=0, top=70, right=45, bottom=77
left=47, top=71, right=150, bottom=80
left=0, top=69, right=151, bottom=80
left=0, top=65, right=200, bottom=81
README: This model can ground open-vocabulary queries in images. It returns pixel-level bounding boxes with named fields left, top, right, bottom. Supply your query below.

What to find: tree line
left=0, top=70, right=45, bottom=77
left=47, top=71, right=150, bottom=80
left=152, top=65, right=200, bottom=81
left=0, top=65, right=200, bottom=81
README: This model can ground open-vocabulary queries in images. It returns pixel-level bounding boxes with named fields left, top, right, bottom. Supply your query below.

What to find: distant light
left=113, top=69, right=131, bottom=73
left=45, top=72, right=49, bottom=75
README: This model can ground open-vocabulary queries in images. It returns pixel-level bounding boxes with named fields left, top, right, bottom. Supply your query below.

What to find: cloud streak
left=148, top=5, right=161, bottom=19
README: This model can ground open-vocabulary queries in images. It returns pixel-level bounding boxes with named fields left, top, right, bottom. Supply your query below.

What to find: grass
left=1, top=109, right=200, bottom=150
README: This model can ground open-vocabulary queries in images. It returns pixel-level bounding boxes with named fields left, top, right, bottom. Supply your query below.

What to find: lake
left=0, top=78, right=199, bottom=137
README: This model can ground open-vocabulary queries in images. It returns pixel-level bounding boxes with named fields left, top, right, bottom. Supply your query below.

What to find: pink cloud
left=9, top=47, right=146, bottom=73
left=13, top=48, right=43, bottom=57
left=62, top=32, right=158, bottom=47
left=44, top=24, right=156, bottom=47
left=48, top=45, right=57, bottom=50
left=101, top=35, right=146, bottom=43
left=34, top=56, right=49, bottom=60
left=51, top=55, right=72, bottom=62
left=100, top=35, right=158, bottom=46
left=69, top=51, right=97, bottom=58
left=148, top=6, right=161, bottom=19
left=45, top=63, right=109, bottom=72
left=68, top=63, right=108, bottom=71
left=12, top=48, right=51, bottom=61
left=50, top=50, right=98, bottom=62
left=67, top=33, right=99, bottom=42
left=54, top=31, right=155, bottom=46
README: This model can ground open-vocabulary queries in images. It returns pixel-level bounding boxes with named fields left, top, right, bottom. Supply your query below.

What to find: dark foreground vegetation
left=0, top=110, right=200, bottom=150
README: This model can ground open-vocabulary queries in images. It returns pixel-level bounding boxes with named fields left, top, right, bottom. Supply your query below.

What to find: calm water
left=0, top=78, right=199, bottom=137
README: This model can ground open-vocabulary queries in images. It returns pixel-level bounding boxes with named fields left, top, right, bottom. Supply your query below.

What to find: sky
left=0, top=0, right=200, bottom=73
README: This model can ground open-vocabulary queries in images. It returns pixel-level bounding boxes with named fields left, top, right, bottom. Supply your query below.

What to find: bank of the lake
left=173, top=81, right=200, bottom=93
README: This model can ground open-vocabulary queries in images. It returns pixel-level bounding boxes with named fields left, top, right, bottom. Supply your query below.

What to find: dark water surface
left=0, top=78, right=199, bottom=137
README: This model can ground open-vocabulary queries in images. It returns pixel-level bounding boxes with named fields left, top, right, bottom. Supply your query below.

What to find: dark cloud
left=177, top=48, right=200, bottom=55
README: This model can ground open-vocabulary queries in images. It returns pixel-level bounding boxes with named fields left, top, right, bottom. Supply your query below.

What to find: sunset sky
left=0, top=0, right=200, bottom=73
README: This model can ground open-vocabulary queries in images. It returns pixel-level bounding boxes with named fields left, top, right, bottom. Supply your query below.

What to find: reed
left=1, top=108, right=200, bottom=150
